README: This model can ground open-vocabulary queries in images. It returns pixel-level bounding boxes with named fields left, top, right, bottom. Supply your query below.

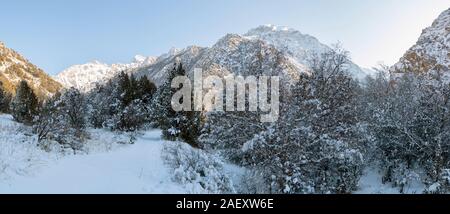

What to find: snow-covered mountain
left=134, top=33, right=306, bottom=88
left=58, top=25, right=369, bottom=90
left=56, top=55, right=156, bottom=92
left=244, top=25, right=369, bottom=80
left=0, top=41, right=62, bottom=98
left=393, top=8, right=450, bottom=76
left=134, top=25, right=368, bottom=86
left=244, top=25, right=330, bottom=65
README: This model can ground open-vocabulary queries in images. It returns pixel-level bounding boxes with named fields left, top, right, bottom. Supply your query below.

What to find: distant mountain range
left=55, top=25, right=371, bottom=91
left=55, top=56, right=156, bottom=92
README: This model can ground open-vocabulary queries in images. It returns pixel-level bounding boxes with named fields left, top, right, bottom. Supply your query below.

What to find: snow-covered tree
left=363, top=67, right=450, bottom=193
left=33, top=88, right=88, bottom=152
left=33, top=93, right=63, bottom=143
left=61, top=88, right=87, bottom=132
left=153, top=63, right=202, bottom=147
left=137, top=75, right=157, bottom=104
left=86, top=72, right=157, bottom=132
left=10, top=80, right=39, bottom=125
left=240, top=46, right=365, bottom=194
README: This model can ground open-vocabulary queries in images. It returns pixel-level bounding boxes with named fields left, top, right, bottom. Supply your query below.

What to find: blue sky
left=0, top=0, right=448, bottom=75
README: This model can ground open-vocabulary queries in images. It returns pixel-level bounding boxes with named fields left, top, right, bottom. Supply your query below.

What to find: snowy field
left=0, top=114, right=241, bottom=194
left=0, top=114, right=421, bottom=194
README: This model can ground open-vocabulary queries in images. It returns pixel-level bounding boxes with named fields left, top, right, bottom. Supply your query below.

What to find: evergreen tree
left=117, top=71, right=133, bottom=107
left=0, top=83, right=11, bottom=113
left=87, top=72, right=158, bottom=132
left=153, top=63, right=202, bottom=147
left=137, top=76, right=157, bottom=104
left=10, top=80, right=39, bottom=124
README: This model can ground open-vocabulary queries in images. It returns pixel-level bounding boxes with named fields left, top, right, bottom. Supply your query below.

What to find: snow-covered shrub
left=33, top=88, right=88, bottom=152
left=162, top=141, right=235, bottom=193
left=86, top=72, right=156, bottom=132
left=199, top=110, right=266, bottom=161
left=242, top=130, right=364, bottom=194
left=0, top=115, right=52, bottom=180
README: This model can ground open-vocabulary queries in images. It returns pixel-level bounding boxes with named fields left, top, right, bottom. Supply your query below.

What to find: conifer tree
left=0, top=83, right=11, bottom=113
left=154, top=63, right=202, bottom=147
left=10, top=80, right=39, bottom=124
left=138, top=76, right=157, bottom=104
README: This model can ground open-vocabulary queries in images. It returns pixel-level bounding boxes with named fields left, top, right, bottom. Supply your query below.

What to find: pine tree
left=137, top=76, right=157, bottom=104
left=10, top=80, right=39, bottom=124
left=154, top=63, right=202, bottom=147
left=87, top=71, right=158, bottom=132
left=117, top=71, right=133, bottom=107
left=0, top=83, right=11, bottom=113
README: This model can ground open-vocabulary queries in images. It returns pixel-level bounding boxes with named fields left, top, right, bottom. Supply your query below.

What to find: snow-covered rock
left=393, top=8, right=450, bottom=75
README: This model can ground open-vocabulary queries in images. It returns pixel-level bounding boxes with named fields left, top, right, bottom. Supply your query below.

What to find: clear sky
left=0, top=0, right=448, bottom=75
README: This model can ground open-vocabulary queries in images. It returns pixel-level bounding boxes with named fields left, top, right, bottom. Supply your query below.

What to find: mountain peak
left=56, top=55, right=157, bottom=92
left=249, top=24, right=296, bottom=33
left=90, top=60, right=104, bottom=65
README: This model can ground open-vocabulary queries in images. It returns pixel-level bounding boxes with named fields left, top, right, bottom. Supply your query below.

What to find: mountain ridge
left=56, top=25, right=371, bottom=90
left=0, top=41, right=62, bottom=98
left=393, top=8, right=450, bottom=78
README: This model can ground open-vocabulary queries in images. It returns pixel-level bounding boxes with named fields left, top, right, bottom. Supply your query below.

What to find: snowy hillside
left=393, top=8, right=450, bottom=75
left=0, top=41, right=62, bottom=98
left=0, top=114, right=240, bottom=194
left=56, top=55, right=156, bottom=92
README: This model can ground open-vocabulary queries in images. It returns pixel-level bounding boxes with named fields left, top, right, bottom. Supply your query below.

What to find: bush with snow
left=0, top=115, right=54, bottom=180
left=162, top=141, right=235, bottom=194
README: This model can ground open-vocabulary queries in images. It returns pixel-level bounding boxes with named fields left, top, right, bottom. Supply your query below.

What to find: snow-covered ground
left=0, top=114, right=239, bottom=194
left=356, top=168, right=425, bottom=194
left=0, top=114, right=426, bottom=194
left=0, top=131, right=184, bottom=193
